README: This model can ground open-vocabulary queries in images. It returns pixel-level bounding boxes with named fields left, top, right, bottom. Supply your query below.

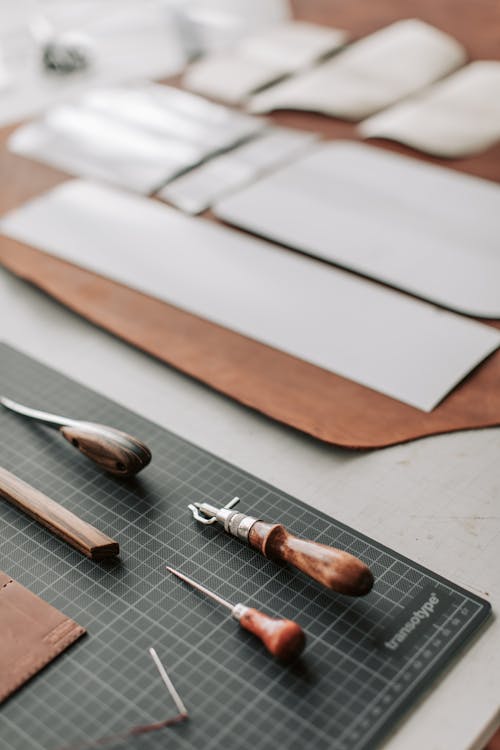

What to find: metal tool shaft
left=165, top=566, right=234, bottom=612
left=0, top=396, right=76, bottom=429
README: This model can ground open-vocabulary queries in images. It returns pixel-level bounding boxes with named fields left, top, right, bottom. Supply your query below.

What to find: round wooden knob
left=238, top=608, right=306, bottom=661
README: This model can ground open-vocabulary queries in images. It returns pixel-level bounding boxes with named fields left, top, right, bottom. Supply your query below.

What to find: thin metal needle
left=165, top=566, right=234, bottom=612
left=148, top=647, right=188, bottom=718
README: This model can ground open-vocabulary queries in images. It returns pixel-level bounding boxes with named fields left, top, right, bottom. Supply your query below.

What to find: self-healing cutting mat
left=0, top=344, right=490, bottom=750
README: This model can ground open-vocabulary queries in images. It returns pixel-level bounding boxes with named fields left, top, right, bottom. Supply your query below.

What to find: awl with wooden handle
left=0, top=466, right=119, bottom=560
left=189, top=498, right=374, bottom=596
left=166, top=566, right=306, bottom=661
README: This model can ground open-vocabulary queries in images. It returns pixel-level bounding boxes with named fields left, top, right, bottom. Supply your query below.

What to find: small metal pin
left=148, top=647, right=188, bottom=718
left=56, top=647, right=188, bottom=750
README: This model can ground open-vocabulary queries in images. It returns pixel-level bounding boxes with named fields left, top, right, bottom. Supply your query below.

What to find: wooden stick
left=0, top=467, right=119, bottom=560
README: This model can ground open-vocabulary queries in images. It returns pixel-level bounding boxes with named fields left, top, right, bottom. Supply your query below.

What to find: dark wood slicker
left=248, top=521, right=374, bottom=596
left=0, top=0, right=499, bottom=449
left=0, top=467, right=119, bottom=560
left=238, top=608, right=306, bottom=661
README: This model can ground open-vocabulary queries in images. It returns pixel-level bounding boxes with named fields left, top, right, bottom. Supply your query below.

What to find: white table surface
left=0, top=267, right=498, bottom=750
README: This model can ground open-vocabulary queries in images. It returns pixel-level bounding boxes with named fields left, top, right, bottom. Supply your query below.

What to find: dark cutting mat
left=0, top=344, right=490, bottom=750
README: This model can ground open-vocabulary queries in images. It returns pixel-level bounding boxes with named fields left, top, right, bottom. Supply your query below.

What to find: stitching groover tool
left=188, top=497, right=374, bottom=596
left=0, top=396, right=151, bottom=476
left=166, top=566, right=306, bottom=661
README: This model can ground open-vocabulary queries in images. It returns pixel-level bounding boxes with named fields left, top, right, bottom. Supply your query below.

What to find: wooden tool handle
left=60, top=423, right=151, bottom=476
left=238, top=608, right=306, bottom=661
left=248, top=522, right=374, bottom=596
left=0, top=467, right=119, bottom=560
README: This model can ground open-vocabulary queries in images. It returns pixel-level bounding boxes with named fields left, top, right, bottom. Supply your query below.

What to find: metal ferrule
left=231, top=513, right=259, bottom=543
left=231, top=603, right=250, bottom=622
left=225, top=511, right=259, bottom=542
left=197, top=502, right=260, bottom=543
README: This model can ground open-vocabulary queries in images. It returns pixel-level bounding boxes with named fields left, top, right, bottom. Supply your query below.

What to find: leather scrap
left=0, top=571, right=86, bottom=703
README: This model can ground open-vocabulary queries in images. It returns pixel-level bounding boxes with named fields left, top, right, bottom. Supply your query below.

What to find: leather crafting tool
left=189, top=497, right=374, bottom=596
left=1, top=396, right=151, bottom=476
left=166, top=566, right=306, bottom=661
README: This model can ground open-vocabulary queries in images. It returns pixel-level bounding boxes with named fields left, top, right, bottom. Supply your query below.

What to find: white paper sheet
left=158, top=127, right=318, bottom=213
left=248, top=19, right=466, bottom=120
left=183, top=55, right=287, bottom=105
left=80, top=83, right=265, bottom=150
left=1, top=179, right=499, bottom=411
left=359, top=61, right=500, bottom=157
left=239, top=21, right=348, bottom=71
left=182, top=0, right=291, bottom=54
left=8, top=84, right=266, bottom=193
left=8, top=104, right=207, bottom=194
left=183, top=20, right=347, bottom=104
left=214, top=142, right=500, bottom=318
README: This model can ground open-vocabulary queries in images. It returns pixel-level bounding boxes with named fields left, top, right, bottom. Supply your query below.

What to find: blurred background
left=0, top=0, right=291, bottom=126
